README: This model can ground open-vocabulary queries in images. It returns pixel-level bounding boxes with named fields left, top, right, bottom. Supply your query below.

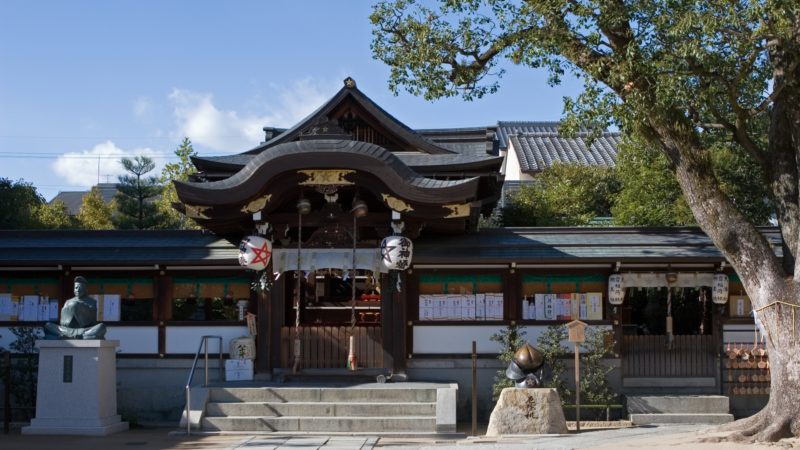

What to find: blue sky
left=0, top=1, right=583, bottom=201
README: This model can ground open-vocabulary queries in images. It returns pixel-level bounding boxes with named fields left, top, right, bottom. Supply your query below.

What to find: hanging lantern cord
left=350, top=212, right=357, bottom=329
left=293, top=206, right=303, bottom=374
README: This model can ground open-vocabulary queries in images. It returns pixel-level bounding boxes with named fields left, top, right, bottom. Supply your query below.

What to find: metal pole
left=575, top=342, right=580, bottom=432
left=218, top=337, right=223, bottom=382
left=204, top=336, right=209, bottom=386
left=185, top=386, right=191, bottom=436
left=471, top=341, right=477, bottom=436
left=4, top=352, right=10, bottom=435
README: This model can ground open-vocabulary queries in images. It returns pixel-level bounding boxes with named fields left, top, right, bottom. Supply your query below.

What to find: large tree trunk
left=644, top=110, right=800, bottom=442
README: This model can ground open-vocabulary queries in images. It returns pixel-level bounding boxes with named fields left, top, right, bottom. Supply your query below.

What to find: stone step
left=206, top=401, right=436, bottom=417
left=627, top=395, right=730, bottom=414
left=201, top=416, right=437, bottom=433
left=209, top=387, right=437, bottom=403
left=629, top=413, right=734, bottom=425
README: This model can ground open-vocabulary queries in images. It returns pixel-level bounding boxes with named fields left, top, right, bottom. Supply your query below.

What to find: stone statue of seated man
left=44, top=276, right=106, bottom=340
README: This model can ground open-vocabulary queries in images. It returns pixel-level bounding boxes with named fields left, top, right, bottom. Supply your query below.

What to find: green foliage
left=612, top=138, right=695, bottom=226
left=7, top=327, right=42, bottom=421
left=370, top=1, right=792, bottom=263
left=0, top=178, right=45, bottom=229
left=711, top=144, right=774, bottom=226
left=35, top=200, right=76, bottom=229
left=579, top=328, right=618, bottom=408
left=489, top=322, right=526, bottom=400
left=158, top=137, right=200, bottom=230
left=502, top=163, right=619, bottom=226
left=536, top=325, right=571, bottom=404
left=113, top=156, right=165, bottom=229
left=77, top=186, right=115, bottom=230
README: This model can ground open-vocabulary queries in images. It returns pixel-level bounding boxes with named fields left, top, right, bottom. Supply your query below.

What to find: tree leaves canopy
left=0, top=178, right=44, bottom=229
left=157, top=137, right=199, bottom=230
left=77, top=186, right=114, bottom=230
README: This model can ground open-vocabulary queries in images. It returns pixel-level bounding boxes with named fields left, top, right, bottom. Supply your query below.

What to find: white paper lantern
left=608, top=274, right=625, bottom=305
left=238, top=235, right=272, bottom=271
left=380, top=236, right=413, bottom=270
left=712, top=273, right=729, bottom=304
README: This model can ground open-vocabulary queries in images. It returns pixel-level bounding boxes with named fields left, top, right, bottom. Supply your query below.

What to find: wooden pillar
left=256, top=287, right=271, bottom=373
left=712, top=296, right=723, bottom=393
left=157, top=274, right=171, bottom=357
left=396, top=270, right=410, bottom=375
left=380, top=272, right=394, bottom=371
left=270, top=276, right=286, bottom=371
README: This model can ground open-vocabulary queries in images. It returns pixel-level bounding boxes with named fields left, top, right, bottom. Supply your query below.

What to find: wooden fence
left=622, top=334, right=716, bottom=378
left=280, top=326, right=384, bottom=369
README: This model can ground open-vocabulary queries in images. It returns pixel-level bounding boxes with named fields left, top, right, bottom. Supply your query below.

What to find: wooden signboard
left=567, top=320, right=588, bottom=343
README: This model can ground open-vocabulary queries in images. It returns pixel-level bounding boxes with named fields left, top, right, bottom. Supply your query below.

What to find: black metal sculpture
left=505, top=342, right=544, bottom=388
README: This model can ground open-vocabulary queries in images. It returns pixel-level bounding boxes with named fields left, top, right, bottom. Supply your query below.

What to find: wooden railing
left=280, top=326, right=384, bottom=369
left=622, top=334, right=716, bottom=378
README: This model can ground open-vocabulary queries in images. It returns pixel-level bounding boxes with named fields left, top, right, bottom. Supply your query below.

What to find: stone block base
left=486, top=388, right=568, bottom=436
left=23, top=417, right=129, bottom=436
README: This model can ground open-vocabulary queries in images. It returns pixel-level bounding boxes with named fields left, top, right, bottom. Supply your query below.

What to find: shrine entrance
left=173, top=78, right=503, bottom=376
left=279, top=269, right=384, bottom=369
left=621, top=285, right=717, bottom=380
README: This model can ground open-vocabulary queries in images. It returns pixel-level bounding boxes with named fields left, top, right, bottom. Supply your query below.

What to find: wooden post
left=566, top=320, right=587, bottom=433
left=471, top=340, right=477, bottom=436
left=575, top=342, right=581, bottom=432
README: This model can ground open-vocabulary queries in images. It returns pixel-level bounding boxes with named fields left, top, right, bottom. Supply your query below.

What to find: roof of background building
left=497, top=121, right=620, bottom=173
left=49, top=183, right=117, bottom=215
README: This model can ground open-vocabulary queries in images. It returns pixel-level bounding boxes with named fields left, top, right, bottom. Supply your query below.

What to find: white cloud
left=133, top=96, right=152, bottom=118
left=52, top=141, right=165, bottom=187
left=168, top=77, right=337, bottom=153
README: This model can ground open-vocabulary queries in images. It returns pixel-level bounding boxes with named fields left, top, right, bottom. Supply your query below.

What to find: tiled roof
left=508, top=133, right=619, bottom=172
left=0, top=227, right=780, bottom=266
left=497, top=121, right=619, bottom=173
left=414, top=227, right=783, bottom=263
left=0, top=230, right=238, bottom=265
left=50, top=183, right=118, bottom=215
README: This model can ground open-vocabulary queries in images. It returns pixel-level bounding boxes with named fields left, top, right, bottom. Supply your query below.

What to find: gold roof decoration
left=241, top=194, right=272, bottom=214
left=444, top=203, right=470, bottom=218
left=298, top=169, right=355, bottom=186
left=381, top=193, right=414, bottom=212
left=185, top=204, right=211, bottom=219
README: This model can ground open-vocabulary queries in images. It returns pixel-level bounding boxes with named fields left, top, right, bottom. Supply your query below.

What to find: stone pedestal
left=486, top=388, right=568, bottom=436
left=22, top=340, right=129, bottom=435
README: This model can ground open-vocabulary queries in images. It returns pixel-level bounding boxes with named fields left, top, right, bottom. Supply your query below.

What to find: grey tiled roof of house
left=497, top=121, right=619, bottom=173
left=50, top=183, right=118, bottom=215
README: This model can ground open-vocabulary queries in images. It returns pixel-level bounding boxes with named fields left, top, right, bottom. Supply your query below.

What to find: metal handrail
left=184, top=335, right=223, bottom=436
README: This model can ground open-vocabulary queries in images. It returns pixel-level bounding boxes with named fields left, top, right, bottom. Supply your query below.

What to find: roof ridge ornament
left=343, top=76, right=356, bottom=88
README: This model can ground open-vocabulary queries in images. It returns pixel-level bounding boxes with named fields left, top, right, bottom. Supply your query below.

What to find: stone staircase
left=627, top=395, right=734, bottom=425
left=182, top=383, right=457, bottom=434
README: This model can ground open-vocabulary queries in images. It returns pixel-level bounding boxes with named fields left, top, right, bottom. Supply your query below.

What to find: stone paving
left=223, top=435, right=378, bottom=450
left=0, top=424, right=715, bottom=450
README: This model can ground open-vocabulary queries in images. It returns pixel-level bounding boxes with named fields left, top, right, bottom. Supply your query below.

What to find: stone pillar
left=22, top=340, right=128, bottom=436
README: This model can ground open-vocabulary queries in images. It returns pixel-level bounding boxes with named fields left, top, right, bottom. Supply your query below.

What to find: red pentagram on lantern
left=250, top=241, right=272, bottom=267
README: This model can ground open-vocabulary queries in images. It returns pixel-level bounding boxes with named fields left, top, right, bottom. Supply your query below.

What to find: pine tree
left=77, top=186, right=114, bottom=229
left=158, top=137, right=199, bottom=229
left=113, top=156, right=164, bottom=229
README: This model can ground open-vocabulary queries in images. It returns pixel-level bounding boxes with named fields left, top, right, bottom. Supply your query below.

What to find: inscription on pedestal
left=63, top=355, right=72, bottom=383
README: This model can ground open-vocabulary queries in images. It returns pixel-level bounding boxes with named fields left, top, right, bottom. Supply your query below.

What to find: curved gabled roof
left=241, top=78, right=455, bottom=155
left=174, top=139, right=480, bottom=207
